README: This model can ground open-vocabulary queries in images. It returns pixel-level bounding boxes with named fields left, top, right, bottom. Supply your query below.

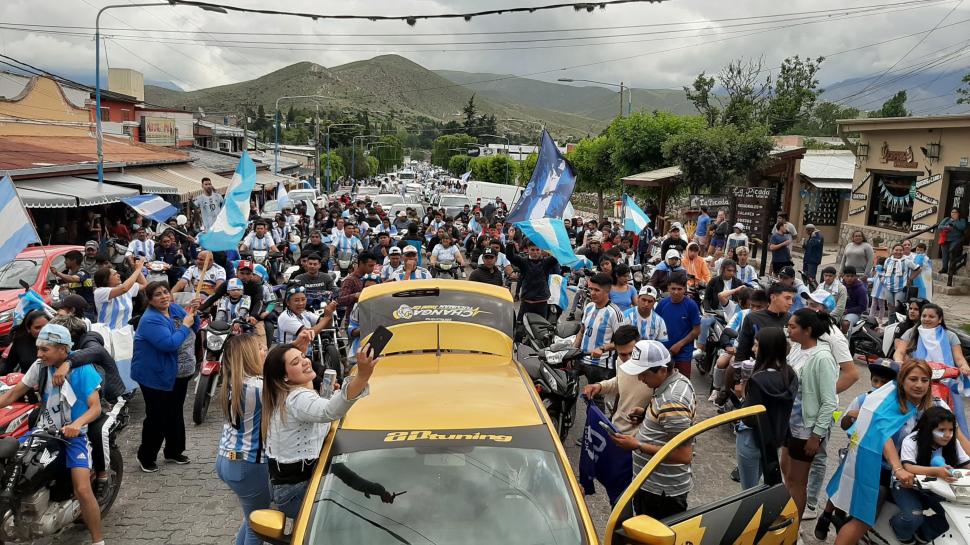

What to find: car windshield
left=372, top=195, right=405, bottom=206
left=290, top=190, right=316, bottom=201
left=398, top=171, right=416, bottom=180
left=263, top=201, right=280, bottom=214
left=439, top=197, right=468, bottom=207
left=307, top=445, right=583, bottom=545
left=0, top=259, right=39, bottom=290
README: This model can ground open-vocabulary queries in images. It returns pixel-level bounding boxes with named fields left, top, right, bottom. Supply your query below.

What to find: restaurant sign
left=141, top=116, right=177, bottom=146
left=915, top=173, right=942, bottom=189
left=848, top=205, right=867, bottom=216
left=912, top=206, right=937, bottom=222
left=851, top=192, right=867, bottom=201
left=880, top=142, right=918, bottom=168
left=912, top=223, right=931, bottom=232
left=914, top=190, right=939, bottom=206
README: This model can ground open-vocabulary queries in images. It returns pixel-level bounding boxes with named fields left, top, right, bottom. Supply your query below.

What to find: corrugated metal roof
left=800, top=150, right=855, bottom=182
left=125, top=165, right=228, bottom=202
left=0, top=135, right=188, bottom=173
left=76, top=171, right=178, bottom=195
left=622, top=165, right=682, bottom=184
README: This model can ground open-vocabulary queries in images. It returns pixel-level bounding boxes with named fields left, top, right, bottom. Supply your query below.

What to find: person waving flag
left=200, top=152, right=257, bottom=252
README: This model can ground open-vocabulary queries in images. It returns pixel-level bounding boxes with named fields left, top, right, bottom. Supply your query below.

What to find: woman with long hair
left=736, top=327, right=797, bottom=489
left=0, top=310, right=48, bottom=374
left=609, top=263, right=637, bottom=312
left=893, top=299, right=927, bottom=349
left=216, top=334, right=269, bottom=545
left=263, top=339, right=379, bottom=520
left=897, top=303, right=970, bottom=433
left=783, top=308, right=839, bottom=523
left=841, top=230, right=875, bottom=277
left=832, top=360, right=936, bottom=545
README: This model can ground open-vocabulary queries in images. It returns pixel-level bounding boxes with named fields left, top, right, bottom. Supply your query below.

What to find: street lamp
left=273, top=95, right=336, bottom=178
left=480, top=134, right=510, bottom=185
left=95, top=2, right=227, bottom=187
left=557, top=78, right=631, bottom=117
left=352, top=135, right=380, bottom=181
left=325, top=123, right=362, bottom=193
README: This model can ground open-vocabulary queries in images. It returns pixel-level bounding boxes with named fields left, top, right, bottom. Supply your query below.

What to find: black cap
left=779, top=266, right=796, bottom=278
left=843, top=265, right=858, bottom=275
left=53, top=294, right=88, bottom=313
left=482, top=248, right=496, bottom=257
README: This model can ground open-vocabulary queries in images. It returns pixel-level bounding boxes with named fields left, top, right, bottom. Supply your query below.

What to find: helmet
left=252, top=264, right=269, bottom=280
left=176, top=214, right=188, bottom=226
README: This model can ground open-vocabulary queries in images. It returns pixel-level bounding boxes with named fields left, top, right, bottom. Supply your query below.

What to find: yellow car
left=249, top=280, right=799, bottom=545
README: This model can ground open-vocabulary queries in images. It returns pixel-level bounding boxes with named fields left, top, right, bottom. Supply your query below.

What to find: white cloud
left=3, top=0, right=969, bottom=98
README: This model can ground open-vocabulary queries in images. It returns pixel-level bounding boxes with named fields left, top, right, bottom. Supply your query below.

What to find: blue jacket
left=804, top=232, right=824, bottom=265
left=132, top=304, right=196, bottom=391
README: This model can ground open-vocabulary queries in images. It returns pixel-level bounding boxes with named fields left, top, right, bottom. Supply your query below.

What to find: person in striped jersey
left=216, top=334, right=269, bottom=545
left=215, top=278, right=252, bottom=324
left=575, top=273, right=625, bottom=410
left=92, top=259, right=147, bottom=330
left=125, top=226, right=155, bottom=270
left=622, top=285, right=668, bottom=342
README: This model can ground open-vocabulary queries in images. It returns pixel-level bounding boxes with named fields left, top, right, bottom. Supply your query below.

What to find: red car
left=0, top=245, right=83, bottom=349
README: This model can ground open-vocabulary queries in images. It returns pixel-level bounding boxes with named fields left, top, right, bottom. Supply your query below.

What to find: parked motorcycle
left=847, top=316, right=885, bottom=362
left=522, top=346, right=583, bottom=440
left=334, top=250, right=355, bottom=279
left=693, top=310, right=730, bottom=375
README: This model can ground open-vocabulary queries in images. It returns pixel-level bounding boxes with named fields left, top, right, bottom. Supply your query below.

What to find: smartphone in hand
left=367, top=325, right=394, bottom=357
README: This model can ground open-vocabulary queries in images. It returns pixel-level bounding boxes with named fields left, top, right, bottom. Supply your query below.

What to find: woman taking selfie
left=263, top=336, right=380, bottom=519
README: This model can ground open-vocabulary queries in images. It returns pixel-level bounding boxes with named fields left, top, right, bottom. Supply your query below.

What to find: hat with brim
left=801, top=289, right=836, bottom=312
left=868, top=360, right=899, bottom=381
left=619, top=340, right=672, bottom=375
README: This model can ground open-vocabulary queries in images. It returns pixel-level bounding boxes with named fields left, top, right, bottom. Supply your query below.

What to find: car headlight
left=540, top=365, right=559, bottom=390
left=0, top=310, right=13, bottom=324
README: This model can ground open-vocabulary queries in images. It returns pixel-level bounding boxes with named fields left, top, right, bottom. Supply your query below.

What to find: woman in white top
left=262, top=334, right=379, bottom=519
left=275, top=282, right=337, bottom=347
left=430, top=234, right=464, bottom=267
left=726, top=223, right=749, bottom=254
left=93, top=259, right=147, bottom=330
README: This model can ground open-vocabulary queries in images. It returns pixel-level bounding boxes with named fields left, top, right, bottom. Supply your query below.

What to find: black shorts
left=784, top=434, right=822, bottom=462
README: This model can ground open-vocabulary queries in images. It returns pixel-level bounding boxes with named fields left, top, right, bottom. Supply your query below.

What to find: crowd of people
left=2, top=171, right=968, bottom=545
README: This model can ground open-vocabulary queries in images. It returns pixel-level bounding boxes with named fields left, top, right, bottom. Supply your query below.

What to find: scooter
left=432, top=261, right=461, bottom=279
left=334, top=250, right=355, bottom=279
left=520, top=344, right=583, bottom=440
left=848, top=316, right=886, bottom=362
left=192, top=319, right=252, bottom=425
left=145, top=260, right=171, bottom=284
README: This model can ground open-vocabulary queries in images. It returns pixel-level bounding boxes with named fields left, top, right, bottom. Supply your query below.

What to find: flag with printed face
left=506, top=131, right=576, bottom=222
left=0, top=176, right=41, bottom=270
left=579, top=401, right=632, bottom=504
left=827, top=381, right=916, bottom=525
left=623, top=195, right=651, bottom=234
left=121, top=194, right=178, bottom=224
left=515, top=218, right=592, bottom=270
left=199, top=152, right=257, bottom=252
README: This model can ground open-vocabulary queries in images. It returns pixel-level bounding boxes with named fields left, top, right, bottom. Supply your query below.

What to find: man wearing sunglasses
left=391, top=246, right=432, bottom=281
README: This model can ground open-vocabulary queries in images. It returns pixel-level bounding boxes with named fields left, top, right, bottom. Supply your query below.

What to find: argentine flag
left=515, top=218, right=592, bottom=270
left=121, top=194, right=178, bottom=224
left=200, top=152, right=257, bottom=252
left=506, top=130, right=576, bottom=222
left=277, top=182, right=291, bottom=209
left=623, top=195, right=651, bottom=234
left=827, top=381, right=916, bottom=526
left=0, top=176, right=41, bottom=269
left=460, top=171, right=471, bottom=184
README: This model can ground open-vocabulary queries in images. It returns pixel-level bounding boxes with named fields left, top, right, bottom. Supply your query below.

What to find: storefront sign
left=689, top=194, right=731, bottom=209
left=961, top=157, right=968, bottom=167
left=914, top=190, right=939, bottom=206
left=912, top=223, right=931, bottom=232
left=912, top=206, right=937, bottom=222
left=853, top=172, right=871, bottom=194
left=730, top=186, right=776, bottom=239
left=880, top=142, right=918, bottom=168
left=852, top=192, right=867, bottom=201
left=848, top=205, right=866, bottom=216
left=915, top=173, right=942, bottom=189
left=141, top=117, right=177, bottom=146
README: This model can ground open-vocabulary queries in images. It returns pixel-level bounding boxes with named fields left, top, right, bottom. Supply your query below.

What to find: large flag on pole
left=506, top=130, right=576, bottom=222
left=121, top=194, right=178, bottom=224
left=277, top=181, right=291, bottom=209
left=623, top=195, right=651, bottom=234
left=515, top=218, right=592, bottom=270
left=0, top=176, right=40, bottom=269
left=199, top=152, right=257, bottom=251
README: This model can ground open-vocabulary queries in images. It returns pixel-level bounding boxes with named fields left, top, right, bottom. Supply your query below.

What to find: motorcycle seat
left=208, top=320, right=231, bottom=332
left=559, top=348, right=584, bottom=362
left=0, top=437, right=18, bottom=460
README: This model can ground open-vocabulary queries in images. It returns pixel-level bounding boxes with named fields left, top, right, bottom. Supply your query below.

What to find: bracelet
left=892, top=467, right=903, bottom=475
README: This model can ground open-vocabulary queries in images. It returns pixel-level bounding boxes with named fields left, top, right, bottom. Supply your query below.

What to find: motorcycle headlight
left=540, top=365, right=560, bottom=389
left=544, top=351, right=565, bottom=365
left=206, top=334, right=226, bottom=351
left=0, top=309, right=13, bottom=323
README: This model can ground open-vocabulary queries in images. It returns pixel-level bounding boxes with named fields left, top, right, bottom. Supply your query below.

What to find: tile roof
left=0, top=134, right=188, bottom=173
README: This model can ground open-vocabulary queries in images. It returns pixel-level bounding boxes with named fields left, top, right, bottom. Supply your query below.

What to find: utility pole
left=314, top=104, right=321, bottom=192
left=619, top=81, right=625, bottom=118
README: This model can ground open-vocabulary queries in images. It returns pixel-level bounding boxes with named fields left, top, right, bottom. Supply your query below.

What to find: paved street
left=48, top=353, right=879, bottom=544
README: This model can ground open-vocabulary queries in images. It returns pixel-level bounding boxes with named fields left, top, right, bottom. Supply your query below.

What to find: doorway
left=945, top=169, right=970, bottom=220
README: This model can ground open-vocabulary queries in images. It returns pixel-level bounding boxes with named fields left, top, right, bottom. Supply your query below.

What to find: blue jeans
left=736, top=428, right=762, bottom=489
left=272, top=480, right=311, bottom=520
left=890, top=486, right=949, bottom=542
left=216, top=456, right=272, bottom=545
left=699, top=315, right=717, bottom=349
left=806, top=433, right=829, bottom=509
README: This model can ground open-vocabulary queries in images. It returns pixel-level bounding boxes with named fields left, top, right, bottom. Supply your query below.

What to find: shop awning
left=15, top=186, right=77, bottom=208
left=76, top=172, right=178, bottom=196
left=14, top=176, right=139, bottom=207
left=165, top=163, right=231, bottom=192
left=805, top=179, right=852, bottom=190
left=254, top=170, right=292, bottom=189
left=125, top=164, right=230, bottom=202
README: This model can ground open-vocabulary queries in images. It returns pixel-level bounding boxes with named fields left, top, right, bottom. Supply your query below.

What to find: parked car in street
left=0, top=245, right=82, bottom=349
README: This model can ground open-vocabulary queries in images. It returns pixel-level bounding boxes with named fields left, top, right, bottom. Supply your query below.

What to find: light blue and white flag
left=13, top=288, right=52, bottom=328
left=623, top=195, right=651, bottom=234
left=515, top=218, right=592, bottom=270
left=562, top=201, right=576, bottom=220
left=506, top=131, right=576, bottom=222
left=548, top=273, right=578, bottom=311
left=460, top=171, right=471, bottom=184
left=121, top=194, right=178, bottom=224
left=827, top=381, right=916, bottom=526
left=199, top=152, right=257, bottom=252
left=0, top=176, right=40, bottom=269
left=277, top=182, right=291, bottom=209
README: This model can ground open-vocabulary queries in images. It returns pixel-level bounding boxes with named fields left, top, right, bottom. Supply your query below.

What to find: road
left=46, top=350, right=877, bottom=545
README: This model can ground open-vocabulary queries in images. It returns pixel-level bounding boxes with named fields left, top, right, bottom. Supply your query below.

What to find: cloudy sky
left=3, top=0, right=969, bottom=104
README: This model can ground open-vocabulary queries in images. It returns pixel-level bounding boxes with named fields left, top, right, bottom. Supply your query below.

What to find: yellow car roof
left=341, top=353, right=544, bottom=431
left=358, top=278, right=513, bottom=304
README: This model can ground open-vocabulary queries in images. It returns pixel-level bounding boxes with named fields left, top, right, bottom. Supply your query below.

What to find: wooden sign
left=852, top=192, right=867, bottom=201
left=689, top=194, right=731, bottom=209
left=848, top=205, right=867, bottom=216
left=912, top=223, right=931, bottom=232
left=853, top=172, right=871, bottom=194
left=912, top=206, right=937, bottom=222
left=914, top=190, right=939, bottom=206
left=915, top=173, right=942, bottom=189
left=880, top=142, right=918, bottom=168
left=730, top=186, right=776, bottom=240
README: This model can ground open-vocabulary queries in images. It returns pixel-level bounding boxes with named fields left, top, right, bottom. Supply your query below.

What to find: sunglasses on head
left=287, top=286, right=306, bottom=295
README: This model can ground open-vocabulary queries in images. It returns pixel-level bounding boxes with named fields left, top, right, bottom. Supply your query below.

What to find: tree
left=431, top=134, right=477, bottom=167
left=719, top=57, right=772, bottom=130
left=684, top=73, right=720, bottom=128
left=448, top=154, right=472, bottom=177
left=319, top=151, right=345, bottom=180
left=374, top=135, right=404, bottom=172
left=462, top=95, right=478, bottom=132
left=663, top=124, right=773, bottom=193
left=789, top=101, right=862, bottom=136
left=608, top=112, right=706, bottom=176
left=365, top=156, right=380, bottom=176
left=958, top=73, right=970, bottom=104
left=868, top=91, right=909, bottom=118
left=765, top=55, right=824, bottom=134
left=286, top=105, right=296, bottom=124
left=567, top=135, right=617, bottom=220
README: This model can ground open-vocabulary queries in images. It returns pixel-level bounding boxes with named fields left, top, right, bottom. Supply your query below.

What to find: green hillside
left=434, top=69, right=697, bottom=120
left=144, top=55, right=606, bottom=140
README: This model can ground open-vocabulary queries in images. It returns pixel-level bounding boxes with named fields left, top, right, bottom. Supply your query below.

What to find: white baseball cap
left=619, top=340, right=672, bottom=375
left=402, top=245, right=419, bottom=255
left=638, top=285, right=659, bottom=299
left=388, top=246, right=402, bottom=255
left=665, top=249, right=682, bottom=260
left=733, top=222, right=745, bottom=230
